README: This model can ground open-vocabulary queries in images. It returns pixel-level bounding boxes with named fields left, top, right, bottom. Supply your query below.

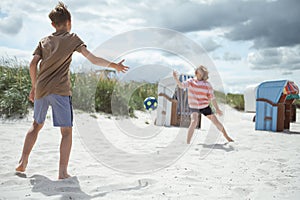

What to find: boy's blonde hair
left=195, top=65, right=209, bottom=81
left=49, top=2, right=71, bottom=26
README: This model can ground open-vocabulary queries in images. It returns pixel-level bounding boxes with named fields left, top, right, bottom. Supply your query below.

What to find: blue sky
left=0, top=0, right=299, bottom=93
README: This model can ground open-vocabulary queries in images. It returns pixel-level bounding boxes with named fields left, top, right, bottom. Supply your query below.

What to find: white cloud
left=0, top=46, right=31, bottom=61
left=215, top=58, right=300, bottom=94
left=0, top=15, right=23, bottom=34
left=223, top=52, right=241, bottom=61
left=247, top=45, right=300, bottom=71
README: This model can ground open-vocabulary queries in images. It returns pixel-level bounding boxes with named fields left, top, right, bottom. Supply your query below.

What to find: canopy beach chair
left=156, top=74, right=201, bottom=128
left=255, top=80, right=299, bottom=132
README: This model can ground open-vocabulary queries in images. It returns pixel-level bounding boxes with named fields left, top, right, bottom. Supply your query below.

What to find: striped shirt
left=182, top=78, right=215, bottom=109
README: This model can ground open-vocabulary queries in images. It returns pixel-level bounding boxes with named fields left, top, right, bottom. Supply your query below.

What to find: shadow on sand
left=283, top=130, right=300, bottom=134
left=197, top=143, right=235, bottom=152
left=15, top=173, right=149, bottom=199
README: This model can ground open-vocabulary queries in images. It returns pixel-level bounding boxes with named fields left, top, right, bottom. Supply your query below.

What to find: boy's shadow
left=197, top=143, right=235, bottom=152
left=15, top=173, right=150, bottom=199
left=28, top=174, right=93, bottom=199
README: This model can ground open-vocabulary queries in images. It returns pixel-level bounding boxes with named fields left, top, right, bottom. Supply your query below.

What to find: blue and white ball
left=143, top=97, right=158, bottom=111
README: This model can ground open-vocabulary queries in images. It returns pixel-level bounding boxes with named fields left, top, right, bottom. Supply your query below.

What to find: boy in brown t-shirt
left=16, top=2, right=128, bottom=179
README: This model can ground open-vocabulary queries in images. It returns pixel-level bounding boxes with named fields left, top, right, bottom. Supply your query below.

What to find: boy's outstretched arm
left=80, top=46, right=129, bottom=73
left=29, top=55, right=41, bottom=102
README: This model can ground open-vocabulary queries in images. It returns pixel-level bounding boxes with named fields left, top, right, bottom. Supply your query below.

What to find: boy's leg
left=59, top=127, right=72, bottom=179
left=16, top=121, right=44, bottom=172
left=49, top=94, right=73, bottom=179
left=16, top=96, right=49, bottom=172
left=187, top=112, right=199, bottom=144
left=207, top=114, right=234, bottom=142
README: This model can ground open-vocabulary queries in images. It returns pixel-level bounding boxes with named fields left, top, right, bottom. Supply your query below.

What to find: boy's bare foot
left=58, top=169, right=71, bottom=179
left=58, top=173, right=71, bottom=179
left=16, top=158, right=28, bottom=172
left=227, top=137, right=234, bottom=142
left=15, top=165, right=26, bottom=172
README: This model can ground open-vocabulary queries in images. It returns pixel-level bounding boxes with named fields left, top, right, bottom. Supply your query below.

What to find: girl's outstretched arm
left=173, top=70, right=184, bottom=88
left=211, top=99, right=223, bottom=116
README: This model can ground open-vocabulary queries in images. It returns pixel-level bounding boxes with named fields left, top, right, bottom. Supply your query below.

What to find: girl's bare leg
left=16, top=121, right=44, bottom=172
left=58, top=127, right=72, bottom=179
left=187, top=112, right=199, bottom=144
left=207, top=114, right=234, bottom=142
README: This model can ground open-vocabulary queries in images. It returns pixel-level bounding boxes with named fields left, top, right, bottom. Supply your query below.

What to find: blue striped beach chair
left=255, top=80, right=299, bottom=132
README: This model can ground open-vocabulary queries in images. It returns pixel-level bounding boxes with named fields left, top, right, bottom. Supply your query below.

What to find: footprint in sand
left=90, top=178, right=156, bottom=197
left=256, top=168, right=269, bottom=175
left=232, top=187, right=253, bottom=197
left=274, top=158, right=288, bottom=163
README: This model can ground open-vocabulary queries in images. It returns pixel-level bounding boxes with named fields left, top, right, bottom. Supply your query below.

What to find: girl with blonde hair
left=173, top=65, right=234, bottom=144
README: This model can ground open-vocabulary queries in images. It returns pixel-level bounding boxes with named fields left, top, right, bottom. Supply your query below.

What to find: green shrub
left=295, top=99, right=300, bottom=108
left=0, top=62, right=32, bottom=118
left=214, top=90, right=226, bottom=104
left=97, top=80, right=158, bottom=116
left=129, top=82, right=158, bottom=111
left=71, top=72, right=159, bottom=116
left=71, top=72, right=98, bottom=112
left=95, top=77, right=117, bottom=114
left=226, top=93, right=244, bottom=111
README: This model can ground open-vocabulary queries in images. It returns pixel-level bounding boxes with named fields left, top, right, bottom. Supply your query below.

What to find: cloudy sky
left=0, top=0, right=299, bottom=93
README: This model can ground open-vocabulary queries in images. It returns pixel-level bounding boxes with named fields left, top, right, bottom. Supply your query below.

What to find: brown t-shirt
left=33, top=30, right=85, bottom=99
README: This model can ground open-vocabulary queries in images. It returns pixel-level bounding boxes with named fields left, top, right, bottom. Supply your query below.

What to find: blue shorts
left=189, top=106, right=213, bottom=116
left=34, top=94, right=73, bottom=127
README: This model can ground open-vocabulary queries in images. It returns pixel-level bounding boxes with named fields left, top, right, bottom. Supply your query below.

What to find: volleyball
left=143, top=97, right=158, bottom=111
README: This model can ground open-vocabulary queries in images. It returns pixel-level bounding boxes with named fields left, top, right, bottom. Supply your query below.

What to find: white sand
left=0, top=105, right=300, bottom=200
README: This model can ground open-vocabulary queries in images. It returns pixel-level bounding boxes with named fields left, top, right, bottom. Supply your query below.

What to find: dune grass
left=226, top=93, right=245, bottom=111
left=0, top=58, right=32, bottom=118
left=71, top=72, right=158, bottom=117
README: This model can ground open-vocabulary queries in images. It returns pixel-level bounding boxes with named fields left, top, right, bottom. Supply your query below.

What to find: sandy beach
left=0, top=105, right=300, bottom=200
